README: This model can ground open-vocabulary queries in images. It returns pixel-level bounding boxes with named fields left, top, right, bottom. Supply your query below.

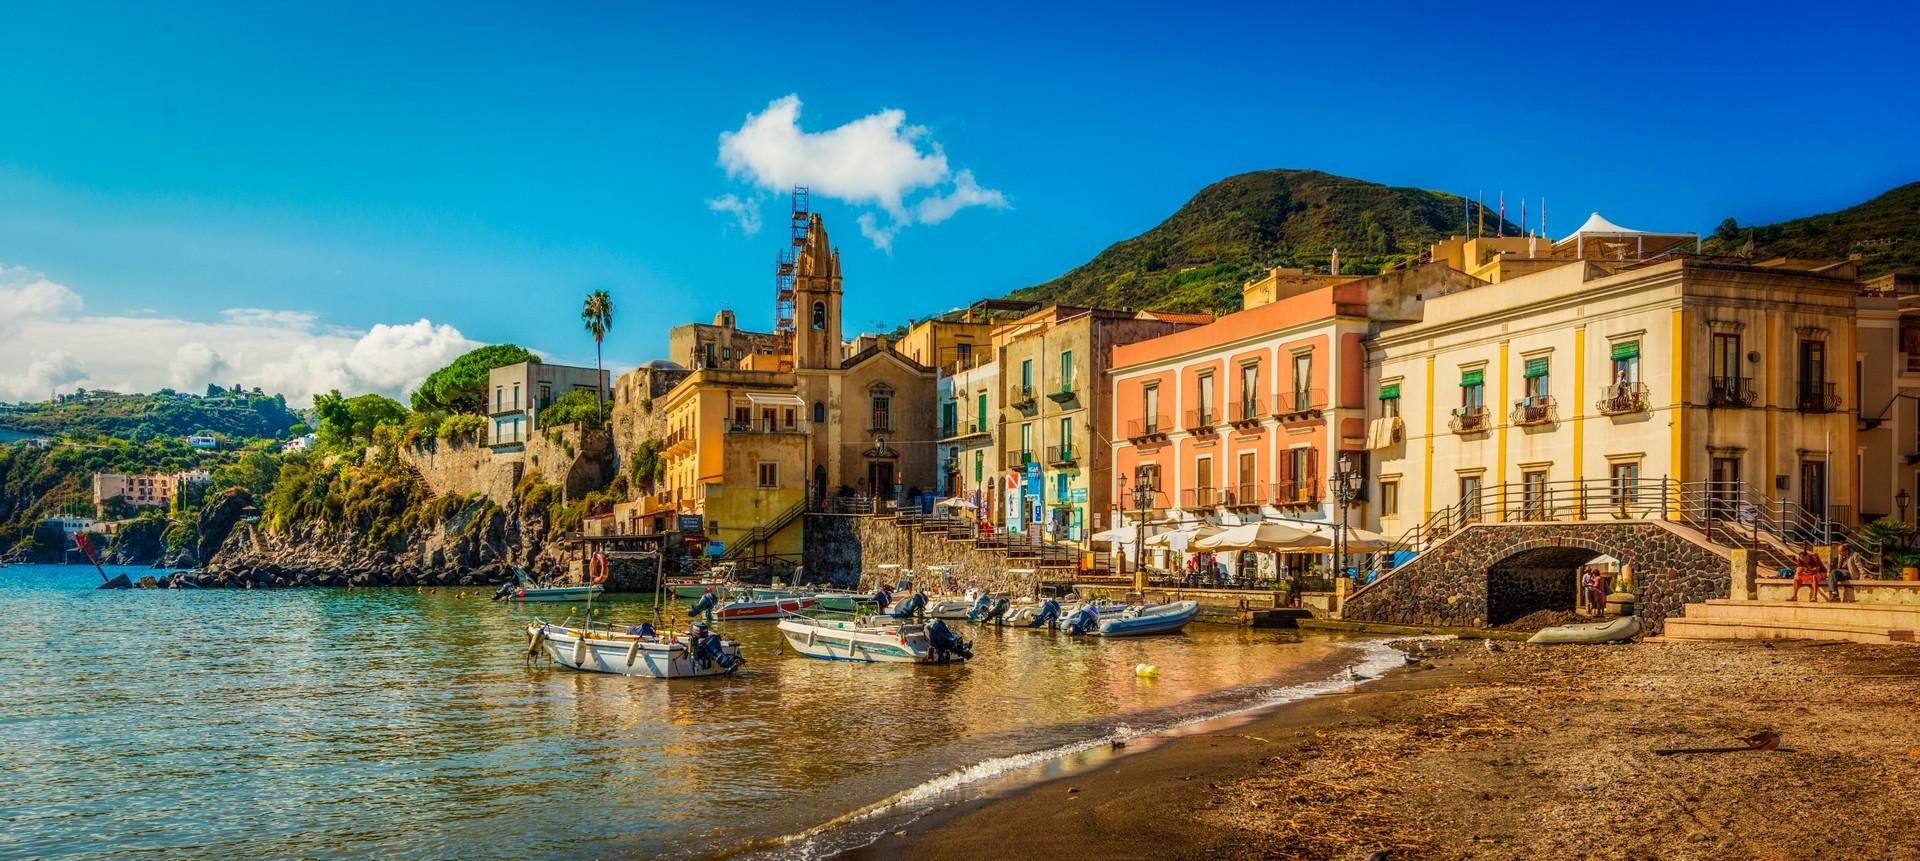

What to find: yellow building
left=1368, top=222, right=1862, bottom=538
left=657, top=368, right=811, bottom=559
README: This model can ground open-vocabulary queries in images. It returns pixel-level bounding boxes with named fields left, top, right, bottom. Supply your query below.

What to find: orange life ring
left=590, top=554, right=609, bottom=585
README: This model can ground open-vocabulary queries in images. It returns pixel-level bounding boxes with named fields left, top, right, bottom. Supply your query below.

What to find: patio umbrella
left=1146, top=524, right=1223, bottom=552
left=1195, top=521, right=1320, bottom=552
left=1298, top=523, right=1395, bottom=552
left=933, top=497, right=977, bottom=510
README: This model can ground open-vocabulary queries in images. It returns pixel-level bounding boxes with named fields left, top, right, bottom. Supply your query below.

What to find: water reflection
left=2, top=566, right=1368, bottom=860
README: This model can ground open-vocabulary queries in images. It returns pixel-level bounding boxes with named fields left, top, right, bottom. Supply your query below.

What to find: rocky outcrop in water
left=103, top=517, right=166, bottom=566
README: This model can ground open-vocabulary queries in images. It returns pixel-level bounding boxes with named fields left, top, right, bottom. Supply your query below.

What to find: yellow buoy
left=1135, top=664, right=1158, bottom=677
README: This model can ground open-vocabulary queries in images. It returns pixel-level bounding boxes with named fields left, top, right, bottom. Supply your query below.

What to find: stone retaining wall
left=401, top=439, right=522, bottom=506
left=804, top=514, right=1050, bottom=596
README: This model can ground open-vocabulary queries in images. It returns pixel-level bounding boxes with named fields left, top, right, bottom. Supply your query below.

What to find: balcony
left=1125, top=416, right=1170, bottom=442
left=663, top=427, right=695, bottom=454
left=1510, top=396, right=1556, bottom=427
left=942, top=421, right=991, bottom=443
left=1595, top=382, right=1649, bottom=416
left=1046, top=444, right=1077, bottom=466
left=1796, top=381, right=1840, bottom=413
left=1272, top=388, right=1326, bottom=420
left=1224, top=483, right=1263, bottom=510
left=1009, top=385, right=1037, bottom=411
left=1011, top=448, right=1035, bottom=466
left=1707, top=375, right=1757, bottom=407
left=1185, top=408, right=1218, bottom=434
left=1047, top=380, right=1077, bottom=403
left=728, top=420, right=802, bottom=435
left=1229, top=399, right=1264, bottom=428
left=1271, top=477, right=1322, bottom=508
left=1449, top=405, right=1490, bottom=434
left=1184, top=486, right=1222, bottom=509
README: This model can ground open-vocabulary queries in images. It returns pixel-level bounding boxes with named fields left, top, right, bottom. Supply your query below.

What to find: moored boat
left=1526, top=614, right=1643, bottom=645
left=526, top=621, right=744, bottom=677
left=713, top=594, right=818, bottom=621
left=1096, top=600, right=1199, bottom=637
left=813, top=590, right=877, bottom=613
left=505, top=584, right=605, bottom=603
left=776, top=616, right=972, bottom=663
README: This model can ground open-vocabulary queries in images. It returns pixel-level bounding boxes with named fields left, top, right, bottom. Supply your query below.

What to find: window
left=1059, top=351, right=1074, bottom=392
left=783, top=407, right=795, bottom=429
left=494, top=386, right=502, bottom=412
left=734, top=406, right=750, bottom=429
left=1020, top=423, right=1033, bottom=461
left=813, top=401, right=826, bottom=423
left=1610, top=341, right=1640, bottom=385
left=1058, top=416, right=1072, bottom=454
left=1197, top=372, right=1215, bottom=423
left=721, top=346, right=731, bottom=360
left=1239, top=363, right=1259, bottom=417
left=512, top=383, right=520, bottom=410
left=1195, top=457, right=1214, bottom=502
left=1380, top=383, right=1401, bottom=418
left=1142, top=383, right=1160, bottom=431
left=974, top=450, right=983, bottom=484
left=956, top=342, right=972, bottom=362
left=870, top=392, right=892, bottom=431
left=1020, top=359, right=1033, bottom=393
left=1055, top=472, right=1069, bottom=502
left=811, top=301, right=826, bottom=330
left=1289, top=448, right=1315, bottom=497
left=1292, top=352, right=1313, bottom=407
left=941, top=402, right=957, bottom=438
left=539, top=382, right=553, bottom=411
left=1137, top=463, right=1161, bottom=497
left=1611, top=461, right=1641, bottom=508
left=1460, top=369, right=1484, bottom=408
left=1799, top=338, right=1828, bottom=406
left=1712, top=333, right=1740, bottom=378
left=1523, top=357, right=1549, bottom=402
left=1459, top=474, right=1484, bottom=520
left=758, top=462, right=778, bottom=488
left=705, top=343, right=717, bottom=367
left=1380, top=480, right=1400, bottom=516
left=1236, top=451, right=1256, bottom=501
left=1521, top=469, right=1549, bottom=520
left=975, top=391, right=987, bottom=432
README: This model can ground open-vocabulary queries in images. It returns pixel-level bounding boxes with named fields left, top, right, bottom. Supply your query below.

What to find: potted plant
left=1858, top=518, right=1915, bottom=580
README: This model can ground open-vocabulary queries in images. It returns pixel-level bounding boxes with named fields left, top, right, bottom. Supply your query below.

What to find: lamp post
left=1122, top=468, right=1156, bottom=595
left=1899, top=488, right=1912, bottom=527
left=1331, top=462, right=1362, bottom=585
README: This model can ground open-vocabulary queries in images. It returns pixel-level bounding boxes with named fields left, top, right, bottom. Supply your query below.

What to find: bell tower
left=790, top=210, right=843, bottom=370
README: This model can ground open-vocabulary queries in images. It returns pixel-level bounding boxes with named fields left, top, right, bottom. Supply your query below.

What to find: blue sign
left=1070, top=487, right=1089, bottom=503
left=704, top=540, right=726, bottom=557
left=1025, top=462, right=1041, bottom=498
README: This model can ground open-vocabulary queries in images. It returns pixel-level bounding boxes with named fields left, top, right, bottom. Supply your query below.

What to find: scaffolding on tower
left=773, top=186, right=810, bottom=355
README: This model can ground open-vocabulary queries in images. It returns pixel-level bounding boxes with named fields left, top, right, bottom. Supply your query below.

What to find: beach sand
left=842, top=638, right=1920, bottom=860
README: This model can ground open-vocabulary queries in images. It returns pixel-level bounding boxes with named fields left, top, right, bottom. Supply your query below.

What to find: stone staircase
left=1663, top=599, right=1920, bottom=645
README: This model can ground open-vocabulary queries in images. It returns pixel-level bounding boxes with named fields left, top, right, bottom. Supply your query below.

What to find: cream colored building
left=1369, top=239, right=1863, bottom=538
left=1856, top=273, right=1920, bottom=527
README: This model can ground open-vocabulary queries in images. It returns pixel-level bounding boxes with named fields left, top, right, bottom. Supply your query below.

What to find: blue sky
left=2, top=1, right=1916, bottom=402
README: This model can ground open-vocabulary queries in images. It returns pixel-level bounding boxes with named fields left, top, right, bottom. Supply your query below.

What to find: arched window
left=812, top=401, right=826, bottom=423
left=811, top=301, right=827, bottom=330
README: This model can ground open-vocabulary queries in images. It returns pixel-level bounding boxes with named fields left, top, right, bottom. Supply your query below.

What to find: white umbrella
left=1195, top=521, right=1319, bottom=552
left=1298, top=523, right=1395, bottom=552
left=933, top=497, right=977, bottom=510
left=1146, top=524, right=1223, bottom=552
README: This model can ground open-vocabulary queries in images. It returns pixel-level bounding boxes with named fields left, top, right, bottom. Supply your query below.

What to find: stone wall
left=804, top=513, right=1048, bottom=596
left=401, top=438, right=523, bottom=506
left=526, top=424, right=613, bottom=501
left=1342, top=521, right=1732, bottom=634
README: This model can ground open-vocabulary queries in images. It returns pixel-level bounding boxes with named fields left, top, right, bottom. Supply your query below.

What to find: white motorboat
left=713, top=594, right=818, bottom=621
left=776, top=615, right=972, bottom=664
left=1095, top=600, right=1200, bottom=637
left=504, top=584, right=605, bottom=603
left=526, top=621, right=743, bottom=677
left=923, top=596, right=981, bottom=620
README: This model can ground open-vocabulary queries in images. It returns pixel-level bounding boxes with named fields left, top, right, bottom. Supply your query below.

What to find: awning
left=1364, top=416, right=1404, bottom=450
left=745, top=392, right=807, bottom=408
left=1379, top=383, right=1400, bottom=400
left=1524, top=357, right=1550, bottom=378
left=1610, top=341, right=1640, bottom=360
left=1195, top=521, right=1320, bottom=551
left=1460, top=369, right=1484, bottom=386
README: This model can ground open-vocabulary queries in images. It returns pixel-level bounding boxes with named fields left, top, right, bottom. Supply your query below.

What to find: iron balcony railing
left=1048, top=380, right=1076, bottom=402
left=1224, top=483, right=1263, bottom=508
left=1796, top=381, right=1841, bottom=412
left=1011, top=448, right=1035, bottom=466
left=1271, top=477, right=1322, bottom=507
left=1449, top=405, right=1490, bottom=433
left=1126, top=416, right=1170, bottom=439
left=1596, top=382, right=1649, bottom=415
left=1273, top=388, right=1327, bottom=417
left=1010, top=385, right=1037, bottom=409
left=1045, top=444, right=1076, bottom=466
left=1185, top=408, right=1218, bottom=433
left=1184, top=486, right=1222, bottom=508
left=1231, top=399, right=1263, bottom=426
left=1708, top=375, right=1757, bottom=407
left=1510, top=396, right=1556, bottom=426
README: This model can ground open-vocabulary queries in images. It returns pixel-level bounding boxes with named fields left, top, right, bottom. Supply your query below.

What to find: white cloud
left=0, top=260, right=479, bottom=406
left=714, top=94, right=1007, bottom=248
left=705, top=194, right=763, bottom=235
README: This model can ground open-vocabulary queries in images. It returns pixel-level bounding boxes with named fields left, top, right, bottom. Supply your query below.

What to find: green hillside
left=0, top=388, right=303, bottom=443
left=1008, top=169, right=1518, bottom=314
left=1702, top=181, right=1920, bottom=277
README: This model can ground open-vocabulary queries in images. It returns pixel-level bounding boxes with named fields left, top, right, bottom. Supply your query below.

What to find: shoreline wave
left=723, top=637, right=1413, bottom=861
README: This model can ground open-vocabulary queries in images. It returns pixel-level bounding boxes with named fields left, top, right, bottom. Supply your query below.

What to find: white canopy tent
left=1553, top=211, right=1697, bottom=261
left=1195, top=521, right=1321, bottom=552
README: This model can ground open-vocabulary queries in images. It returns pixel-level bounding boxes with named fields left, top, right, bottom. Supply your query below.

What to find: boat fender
left=625, top=637, right=642, bottom=667
left=527, top=627, right=547, bottom=657
left=572, top=635, right=589, bottom=666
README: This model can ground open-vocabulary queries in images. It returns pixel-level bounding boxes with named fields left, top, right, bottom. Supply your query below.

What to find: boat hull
left=1097, top=601, right=1200, bottom=637
left=509, top=585, right=604, bottom=603
left=528, top=624, right=741, bottom=677
left=1526, top=615, right=1643, bottom=645
left=776, top=619, right=934, bottom=663
left=714, top=596, right=818, bottom=620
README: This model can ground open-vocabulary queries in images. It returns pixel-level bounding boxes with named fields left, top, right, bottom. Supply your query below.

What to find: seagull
left=1484, top=639, right=1504, bottom=653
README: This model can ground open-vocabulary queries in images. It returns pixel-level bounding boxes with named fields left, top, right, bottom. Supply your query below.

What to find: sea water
left=0, top=565, right=1391, bottom=860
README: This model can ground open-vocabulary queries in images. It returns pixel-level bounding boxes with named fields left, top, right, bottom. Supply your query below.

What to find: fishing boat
left=493, top=568, right=605, bottom=603
left=1526, top=615, right=1642, bottom=645
left=1095, top=600, right=1200, bottom=637
left=776, top=615, right=972, bottom=663
left=813, top=590, right=877, bottom=613
left=713, top=593, right=818, bottom=621
left=527, top=620, right=743, bottom=677
left=923, top=596, right=982, bottom=620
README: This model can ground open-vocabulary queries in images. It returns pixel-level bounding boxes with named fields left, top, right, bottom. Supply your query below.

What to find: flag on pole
left=1497, top=192, right=1505, bottom=238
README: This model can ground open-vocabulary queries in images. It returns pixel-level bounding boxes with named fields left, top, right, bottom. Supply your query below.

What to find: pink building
left=1110, top=280, right=1372, bottom=552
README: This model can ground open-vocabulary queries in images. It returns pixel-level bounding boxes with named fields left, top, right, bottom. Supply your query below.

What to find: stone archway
left=1485, top=542, right=1609, bottom=626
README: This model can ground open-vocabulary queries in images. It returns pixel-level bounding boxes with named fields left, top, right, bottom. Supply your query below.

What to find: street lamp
left=1899, top=488, right=1912, bottom=526
left=1331, top=461, right=1363, bottom=584
left=1121, top=468, right=1156, bottom=595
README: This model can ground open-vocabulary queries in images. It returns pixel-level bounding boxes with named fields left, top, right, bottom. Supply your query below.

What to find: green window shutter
left=977, top=393, right=987, bottom=431
left=1460, top=369, right=1484, bottom=386
left=1610, top=341, right=1640, bottom=360
left=1379, top=383, right=1401, bottom=400
left=1523, top=357, right=1549, bottom=378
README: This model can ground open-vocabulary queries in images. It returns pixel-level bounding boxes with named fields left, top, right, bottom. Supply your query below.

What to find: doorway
left=868, top=461, right=895, bottom=500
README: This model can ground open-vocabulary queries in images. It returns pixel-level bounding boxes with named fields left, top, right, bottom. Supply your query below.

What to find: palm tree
left=581, top=290, right=614, bottom=419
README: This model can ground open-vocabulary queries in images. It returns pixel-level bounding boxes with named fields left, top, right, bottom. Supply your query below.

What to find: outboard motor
left=889, top=591, right=927, bottom=619
left=967, top=593, right=994, bottom=621
left=492, top=579, right=518, bottom=602
left=686, top=621, right=742, bottom=672
left=984, top=597, right=1011, bottom=623
left=687, top=590, right=719, bottom=619
left=926, top=619, right=973, bottom=663
left=1028, top=598, right=1061, bottom=629
left=1066, top=604, right=1100, bottom=636
left=871, top=588, right=893, bottom=612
